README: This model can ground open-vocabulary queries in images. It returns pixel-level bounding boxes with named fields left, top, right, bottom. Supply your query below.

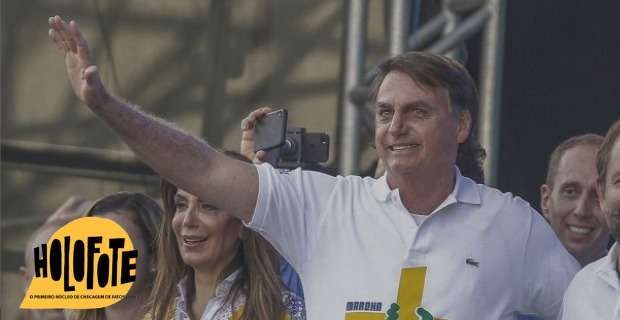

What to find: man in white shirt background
left=560, top=120, right=620, bottom=319
left=518, top=134, right=609, bottom=320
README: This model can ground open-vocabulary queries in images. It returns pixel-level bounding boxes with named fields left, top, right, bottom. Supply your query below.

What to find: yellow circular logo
left=21, top=217, right=137, bottom=309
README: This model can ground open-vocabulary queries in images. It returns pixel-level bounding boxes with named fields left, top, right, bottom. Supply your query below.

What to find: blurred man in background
left=518, top=134, right=608, bottom=319
left=540, top=134, right=609, bottom=266
left=560, top=120, right=620, bottom=319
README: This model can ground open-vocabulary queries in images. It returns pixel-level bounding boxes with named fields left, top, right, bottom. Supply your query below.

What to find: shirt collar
left=371, top=173, right=391, bottom=202
left=214, top=268, right=242, bottom=297
left=453, top=167, right=481, bottom=205
left=176, top=276, right=190, bottom=308
left=371, top=166, right=481, bottom=205
left=176, top=268, right=243, bottom=308
left=595, top=243, right=620, bottom=290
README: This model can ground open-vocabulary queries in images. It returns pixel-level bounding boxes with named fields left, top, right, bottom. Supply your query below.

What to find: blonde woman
left=147, top=151, right=304, bottom=320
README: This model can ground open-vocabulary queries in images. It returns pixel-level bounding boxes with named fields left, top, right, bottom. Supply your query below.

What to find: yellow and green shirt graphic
left=344, top=267, right=446, bottom=320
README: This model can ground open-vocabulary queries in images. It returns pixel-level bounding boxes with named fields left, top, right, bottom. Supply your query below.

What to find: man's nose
left=574, top=194, right=595, bottom=218
left=388, top=112, right=407, bottom=135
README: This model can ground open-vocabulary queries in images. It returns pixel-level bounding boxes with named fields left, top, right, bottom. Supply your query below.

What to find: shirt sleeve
left=556, top=263, right=595, bottom=320
left=557, top=293, right=567, bottom=320
left=521, top=207, right=580, bottom=320
left=245, top=163, right=340, bottom=272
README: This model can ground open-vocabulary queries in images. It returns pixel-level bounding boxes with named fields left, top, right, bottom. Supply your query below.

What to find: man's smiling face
left=374, top=70, right=469, bottom=179
left=541, top=144, right=609, bottom=263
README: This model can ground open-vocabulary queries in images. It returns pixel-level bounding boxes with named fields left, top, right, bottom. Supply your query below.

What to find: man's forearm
left=88, top=95, right=258, bottom=222
left=91, top=95, right=217, bottom=199
left=47, top=15, right=257, bottom=221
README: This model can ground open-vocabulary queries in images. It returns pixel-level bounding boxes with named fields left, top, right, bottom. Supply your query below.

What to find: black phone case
left=254, top=109, right=287, bottom=152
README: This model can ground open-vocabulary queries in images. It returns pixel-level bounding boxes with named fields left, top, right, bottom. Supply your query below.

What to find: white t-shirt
left=248, top=164, right=579, bottom=320
left=560, top=244, right=620, bottom=319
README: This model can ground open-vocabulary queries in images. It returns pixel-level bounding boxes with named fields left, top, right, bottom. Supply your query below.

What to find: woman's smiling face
left=171, top=189, right=242, bottom=271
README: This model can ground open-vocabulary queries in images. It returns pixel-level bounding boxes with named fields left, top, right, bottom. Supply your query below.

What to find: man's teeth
left=391, top=144, right=418, bottom=151
left=568, top=226, right=593, bottom=235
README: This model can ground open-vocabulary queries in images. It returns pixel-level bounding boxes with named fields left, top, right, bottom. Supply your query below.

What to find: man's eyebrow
left=375, top=101, right=391, bottom=109
left=558, top=180, right=582, bottom=189
left=402, top=101, right=434, bottom=110
left=174, top=194, right=188, bottom=201
left=374, top=100, right=435, bottom=111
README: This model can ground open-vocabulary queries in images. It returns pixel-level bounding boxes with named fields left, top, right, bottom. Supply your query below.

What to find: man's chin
left=567, top=241, right=606, bottom=262
left=385, top=163, right=420, bottom=176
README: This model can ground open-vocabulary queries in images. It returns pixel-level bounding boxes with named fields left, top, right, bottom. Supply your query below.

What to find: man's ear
left=540, top=184, right=552, bottom=220
left=457, top=110, right=472, bottom=144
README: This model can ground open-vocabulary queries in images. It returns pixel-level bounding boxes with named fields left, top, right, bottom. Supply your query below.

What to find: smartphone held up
left=254, top=109, right=329, bottom=170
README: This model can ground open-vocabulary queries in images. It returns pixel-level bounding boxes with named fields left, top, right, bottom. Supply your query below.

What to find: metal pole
left=1, top=140, right=158, bottom=184
left=478, top=0, right=507, bottom=186
left=446, top=0, right=486, bottom=13
left=3, top=163, right=159, bottom=185
left=427, top=6, right=492, bottom=55
left=408, top=13, right=448, bottom=51
left=389, top=0, right=411, bottom=56
left=441, top=0, right=462, bottom=60
left=339, top=0, right=368, bottom=175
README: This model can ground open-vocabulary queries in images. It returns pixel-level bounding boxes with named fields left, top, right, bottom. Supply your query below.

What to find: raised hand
left=48, top=16, right=110, bottom=109
left=240, top=107, right=273, bottom=163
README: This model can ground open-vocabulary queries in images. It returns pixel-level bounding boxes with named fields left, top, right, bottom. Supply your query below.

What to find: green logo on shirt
left=385, top=303, right=434, bottom=320
left=386, top=303, right=400, bottom=319
left=415, top=307, right=434, bottom=320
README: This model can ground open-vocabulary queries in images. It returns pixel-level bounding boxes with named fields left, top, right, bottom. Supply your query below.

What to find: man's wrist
left=89, top=90, right=117, bottom=114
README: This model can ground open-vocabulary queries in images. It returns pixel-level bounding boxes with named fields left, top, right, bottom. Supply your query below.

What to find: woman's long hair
left=148, top=150, right=284, bottom=320
left=68, top=192, right=163, bottom=320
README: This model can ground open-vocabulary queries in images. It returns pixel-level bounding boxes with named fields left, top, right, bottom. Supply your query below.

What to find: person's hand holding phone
left=240, top=107, right=273, bottom=163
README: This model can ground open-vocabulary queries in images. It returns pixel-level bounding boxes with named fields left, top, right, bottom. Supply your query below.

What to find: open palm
left=48, top=15, right=109, bottom=108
